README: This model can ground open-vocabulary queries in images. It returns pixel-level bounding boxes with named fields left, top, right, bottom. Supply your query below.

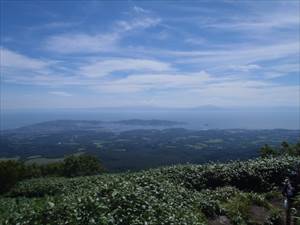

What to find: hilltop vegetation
left=0, top=139, right=300, bottom=225
left=1, top=156, right=300, bottom=225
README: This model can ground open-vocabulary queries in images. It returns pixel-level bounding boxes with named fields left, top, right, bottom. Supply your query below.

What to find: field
left=1, top=123, right=299, bottom=171
left=1, top=156, right=300, bottom=225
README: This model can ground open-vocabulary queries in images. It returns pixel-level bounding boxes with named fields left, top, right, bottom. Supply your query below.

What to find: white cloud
left=262, top=63, right=300, bottom=79
left=94, top=71, right=219, bottom=93
left=2, top=3, right=299, bottom=109
left=44, top=13, right=160, bottom=54
left=106, top=80, right=298, bottom=108
left=227, top=64, right=261, bottom=72
left=116, top=17, right=160, bottom=31
left=169, top=42, right=298, bottom=66
left=132, top=6, right=149, bottom=14
left=206, top=12, right=300, bottom=31
left=187, top=82, right=299, bottom=107
left=49, top=91, right=72, bottom=97
left=80, top=58, right=173, bottom=77
left=45, top=33, right=119, bottom=54
left=2, top=50, right=298, bottom=108
left=184, top=37, right=206, bottom=45
left=173, top=3, right=299, bottom=34
left=0, top=48, right=49, bottom=70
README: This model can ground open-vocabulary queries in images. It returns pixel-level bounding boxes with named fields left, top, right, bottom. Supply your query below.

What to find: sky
left=0, top=0, right=299, bottom=110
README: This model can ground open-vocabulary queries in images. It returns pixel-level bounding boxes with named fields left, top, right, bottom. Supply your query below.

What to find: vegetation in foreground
left=1, top=155, right=300, bottom=225
left=0, top=154, right=104, bottom=194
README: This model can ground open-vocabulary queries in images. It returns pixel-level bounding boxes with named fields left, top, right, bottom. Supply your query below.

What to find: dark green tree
left=260, top=144, right=277, bottom=158
left=0, top=160, right=24, bottom=193
left=280, top=141, right=300, bottom=156
left=62, top=154, right=103, bottom=177
left=41, top=162, right=64, bottom=177
left=281, top=141, right=290, bottom=153
left=294, top=141, right=300, bottom=156
left=23, top=163, right=42, bottom=179
left=0, top=154, right=105, bottom=194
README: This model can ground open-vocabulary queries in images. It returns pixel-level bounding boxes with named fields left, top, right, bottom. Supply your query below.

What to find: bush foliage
left=0, top=154, right=103, bottom=194
left=260, top=141, right=300, bottom=158
left=1, top=156, right=299, bottom=224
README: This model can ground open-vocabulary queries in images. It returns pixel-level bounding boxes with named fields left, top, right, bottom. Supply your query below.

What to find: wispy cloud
left=205, top=11, right=300, bottom=31
left=93, top=71, right=213, bottom=93
left=93, top=77, right=299, bottom=108
left=116, top=17, right=160, bottom=31
left=184, top=37, right=206, bottom=46
left=262, top=63, right=300, bottom=79
left=132, top=6, right=150, bottom=14
left=80, top=58, right=173, bottom=77
left=152, top=42, right=298, bottom=62
left=45, top=33, right=119, bottom=54
left=227, top=64, right=261, bottom=72
left=1, top=2, right=299, bottom=109
left=0, top=48, right=49, bottom=70
left=166, top=2, right=299, bottom=34
left=44, top=10, right=161, bottom=54
left=49, top=91, right=72, bottom=97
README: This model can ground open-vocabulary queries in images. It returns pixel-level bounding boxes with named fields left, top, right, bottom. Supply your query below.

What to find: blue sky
left=1, top=0, right=299, bottom=109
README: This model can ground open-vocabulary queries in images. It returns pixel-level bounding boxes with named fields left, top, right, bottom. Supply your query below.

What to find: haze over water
left=1, top=109, right=299, bottom=130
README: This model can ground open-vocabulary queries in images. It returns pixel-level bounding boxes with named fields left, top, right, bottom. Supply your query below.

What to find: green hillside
left=1, top=156, right=300, bottom=225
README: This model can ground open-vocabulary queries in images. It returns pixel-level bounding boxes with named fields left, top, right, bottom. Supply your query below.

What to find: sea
left=1, top=108, right=299, bottom=130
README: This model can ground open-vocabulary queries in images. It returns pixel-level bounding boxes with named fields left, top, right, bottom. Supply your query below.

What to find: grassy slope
left=1, top=156, right=300, bottom=225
